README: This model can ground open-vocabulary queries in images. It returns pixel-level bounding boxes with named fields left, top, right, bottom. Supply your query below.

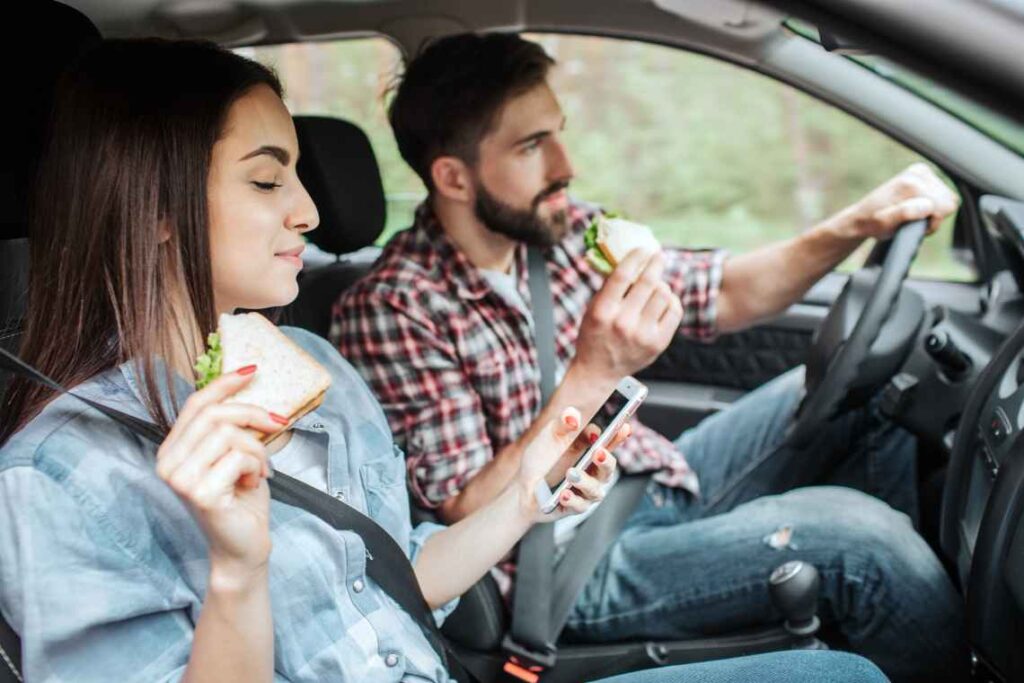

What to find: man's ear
left=430, top=155, right=474, bottom=204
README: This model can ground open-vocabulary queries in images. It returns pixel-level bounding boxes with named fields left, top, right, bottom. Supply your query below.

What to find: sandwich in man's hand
left=584, top=213, right=662, bottom=276
left=194, top=312, right=331, bottom=443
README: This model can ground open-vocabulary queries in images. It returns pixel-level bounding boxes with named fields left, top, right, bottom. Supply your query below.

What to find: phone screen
left=539, top=387, right=636, bottom=512
left=585, top=390, right=630, bottom=440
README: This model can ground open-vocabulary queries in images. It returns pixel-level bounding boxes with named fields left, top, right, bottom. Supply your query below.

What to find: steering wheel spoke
left=790, top=220, right=929, bottom=447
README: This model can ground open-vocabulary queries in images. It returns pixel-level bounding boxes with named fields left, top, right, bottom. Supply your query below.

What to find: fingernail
left=237, top=364, right=257, bottom=376
left=565, top=415, right=579, bottom=430
left=567, top=468, right=582, bottom=483
left=269, top=412, right=289, bottom=425
left=596, top=451, right=607, bottom=464
left=561, top=492, right=572, bottom=503
left=588, top=432, right=599, bottom=444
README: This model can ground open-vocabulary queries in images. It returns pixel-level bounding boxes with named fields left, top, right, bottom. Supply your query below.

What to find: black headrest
left=294, top=116, right=387, bottom=256
left=1, top=1, right=101, bottom=240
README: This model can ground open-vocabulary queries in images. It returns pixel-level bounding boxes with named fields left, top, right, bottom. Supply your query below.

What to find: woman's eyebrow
left=239, top=145, right=290, bottom=165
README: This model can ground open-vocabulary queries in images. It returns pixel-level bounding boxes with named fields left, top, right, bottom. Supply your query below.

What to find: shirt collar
left=414, top=201, right=522, bottom=301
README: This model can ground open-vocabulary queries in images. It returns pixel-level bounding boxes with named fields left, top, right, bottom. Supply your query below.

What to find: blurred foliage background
left=246, top=33, right=979, bottom=281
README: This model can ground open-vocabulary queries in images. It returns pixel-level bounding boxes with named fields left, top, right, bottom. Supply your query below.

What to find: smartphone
left=535, top=376, right=648, bottom=514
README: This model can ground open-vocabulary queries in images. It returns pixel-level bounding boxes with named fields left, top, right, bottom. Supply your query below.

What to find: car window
left=242, top=35, right=973, bottom=282
left=238, top=39, right=423, bottom=244
left=529, top=33, right=974, bottom=282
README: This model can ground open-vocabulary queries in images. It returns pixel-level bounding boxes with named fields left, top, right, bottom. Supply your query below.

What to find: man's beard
left=473, top=178, right=570, bottom=248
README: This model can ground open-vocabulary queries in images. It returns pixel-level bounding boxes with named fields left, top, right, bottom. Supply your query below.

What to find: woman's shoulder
left=0, top=369, right=160, bottom=482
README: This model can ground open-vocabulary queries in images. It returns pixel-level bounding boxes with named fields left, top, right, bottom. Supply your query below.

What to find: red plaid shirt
left=333, top=201, right=726, bottom=510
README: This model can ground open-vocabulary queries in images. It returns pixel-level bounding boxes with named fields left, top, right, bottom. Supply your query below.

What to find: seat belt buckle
left=501, top=634, right=556, bottom=682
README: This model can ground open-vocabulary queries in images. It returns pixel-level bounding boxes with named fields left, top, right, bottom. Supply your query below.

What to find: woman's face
left=207, top=84, right=319, bottom=314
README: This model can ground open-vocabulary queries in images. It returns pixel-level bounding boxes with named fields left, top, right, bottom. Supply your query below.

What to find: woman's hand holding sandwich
left=156, top=365, right=281, bottom=584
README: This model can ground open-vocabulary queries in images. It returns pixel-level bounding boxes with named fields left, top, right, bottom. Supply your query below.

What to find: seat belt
left=505, top=247, right=652, bottom=683
left=0, top=346, right=474, bottom=683
left=501, top=247, right=560, bottom=681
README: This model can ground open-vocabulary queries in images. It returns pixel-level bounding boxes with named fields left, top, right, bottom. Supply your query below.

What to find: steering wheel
left=788, top=219, right=928, bottom=447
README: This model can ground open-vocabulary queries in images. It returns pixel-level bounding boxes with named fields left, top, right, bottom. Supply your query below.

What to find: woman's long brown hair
left=0, top=39, right=282, bottom=445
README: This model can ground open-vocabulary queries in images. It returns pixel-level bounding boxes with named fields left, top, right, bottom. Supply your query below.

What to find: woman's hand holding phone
left=155, top=365, right=281, bottom=586
left=515, top=407, right=628, bottom=522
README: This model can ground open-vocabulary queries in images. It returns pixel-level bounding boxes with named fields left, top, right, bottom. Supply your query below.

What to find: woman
left=0, top=38, right=886, bottom=683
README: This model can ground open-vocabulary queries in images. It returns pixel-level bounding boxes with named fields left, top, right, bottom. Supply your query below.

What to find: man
left=334, top=33, right=966, bottom=682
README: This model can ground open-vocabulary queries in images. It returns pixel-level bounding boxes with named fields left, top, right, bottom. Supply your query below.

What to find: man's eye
left=252, top=181, right=282, bottom=191
left=522, top=141, right=541, bottom=153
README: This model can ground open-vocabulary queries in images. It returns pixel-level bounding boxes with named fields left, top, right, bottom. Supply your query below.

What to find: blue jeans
left=593, top=650, right=888, bottom=683
left=565, top=367, right=967, bottom=683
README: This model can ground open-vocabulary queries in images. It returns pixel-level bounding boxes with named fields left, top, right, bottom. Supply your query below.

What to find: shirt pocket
left=359, top=443, right=408, bottom=532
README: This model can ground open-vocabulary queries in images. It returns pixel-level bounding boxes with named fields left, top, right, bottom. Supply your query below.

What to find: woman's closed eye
left=251, top=180, right=282, bottom=192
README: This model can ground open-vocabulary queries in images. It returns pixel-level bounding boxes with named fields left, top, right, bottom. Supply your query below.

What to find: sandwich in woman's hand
left=195, top=312, right=331, bottom=443
left=584, top=213, right=662, bottom=276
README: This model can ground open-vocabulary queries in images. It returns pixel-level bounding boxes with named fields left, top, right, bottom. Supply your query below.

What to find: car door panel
left=636, top=271, right=984, bottom=439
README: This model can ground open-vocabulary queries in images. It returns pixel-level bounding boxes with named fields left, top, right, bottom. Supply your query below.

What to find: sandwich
left=194, top=312, right=332, bottom=443
left=584, top=213, right=661, bottom=276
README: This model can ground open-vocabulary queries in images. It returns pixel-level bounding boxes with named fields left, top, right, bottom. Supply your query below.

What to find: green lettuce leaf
left=585, top=214, right=615, bottom=275
left=194, top=332, right=222, bottom=389
left=585, top=248, right=614, bottom=275
left=584, top=217, right=600, bottom=251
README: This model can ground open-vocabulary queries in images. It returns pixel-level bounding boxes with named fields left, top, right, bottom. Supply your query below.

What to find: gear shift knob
left=769, top=560, right=827, bottom=649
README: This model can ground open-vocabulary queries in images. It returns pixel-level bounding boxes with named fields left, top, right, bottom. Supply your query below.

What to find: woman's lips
left=275, top=246, right=304, bottom=268
left=276, top=254, right=303, bottom=268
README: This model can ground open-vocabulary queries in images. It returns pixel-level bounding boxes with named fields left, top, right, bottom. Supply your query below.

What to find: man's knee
left=776, top=487, right=939, bottom=580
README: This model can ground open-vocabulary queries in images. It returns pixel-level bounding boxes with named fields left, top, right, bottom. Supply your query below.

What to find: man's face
left=471, top=81, right=575, bottom=247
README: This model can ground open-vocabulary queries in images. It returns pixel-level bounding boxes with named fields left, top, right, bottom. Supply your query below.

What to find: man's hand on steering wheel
left=832, top=163, right=961, bottom=241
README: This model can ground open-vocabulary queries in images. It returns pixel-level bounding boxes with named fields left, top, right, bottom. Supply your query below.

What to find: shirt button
left=385, top=653, right=399, bottom=667
left=311, top=422, right=325, bottom=430
left=352, top=579, right=365, bottom=593
left=334, top=490, right=345, bottom=501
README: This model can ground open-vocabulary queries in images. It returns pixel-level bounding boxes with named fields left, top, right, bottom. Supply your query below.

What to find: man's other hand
left=836, top=162, right=960, bottom=240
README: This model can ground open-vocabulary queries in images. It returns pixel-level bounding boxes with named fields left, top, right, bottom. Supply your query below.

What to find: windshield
left=785, top=20, right=1024, bottom=156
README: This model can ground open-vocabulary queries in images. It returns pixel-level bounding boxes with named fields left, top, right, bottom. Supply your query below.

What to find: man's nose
left=548, top=137, right=575, bottom=183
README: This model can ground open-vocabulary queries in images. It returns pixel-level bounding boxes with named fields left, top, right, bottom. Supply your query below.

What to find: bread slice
left=596, top=216, right=661, bottom=267
left=217, top=312, right=332, bottom=442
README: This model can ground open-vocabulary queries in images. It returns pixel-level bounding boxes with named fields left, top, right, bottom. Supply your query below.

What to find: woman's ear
left=157, top=219, right=172, bottom=243
left=430, top=156, right=473, bottom=204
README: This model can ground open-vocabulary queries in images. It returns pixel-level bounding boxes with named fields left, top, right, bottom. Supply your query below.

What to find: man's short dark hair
left=389, top=33, right=555, bottom=191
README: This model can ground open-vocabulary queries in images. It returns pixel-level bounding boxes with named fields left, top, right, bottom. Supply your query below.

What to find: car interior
left=1, top=1, right=1024, bottom=682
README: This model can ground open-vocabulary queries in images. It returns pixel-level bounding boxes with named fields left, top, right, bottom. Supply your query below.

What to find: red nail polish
left=561, top=492, right=572, bottom=502
left=596, top=451, right=607, bottom=464
left=270, top=413, right=289, bottom=425
left=237, top=364, right=257, bottom=376
left=588, top=432, right=599, bottom=444
left=566, top=416, right=579, bottom=430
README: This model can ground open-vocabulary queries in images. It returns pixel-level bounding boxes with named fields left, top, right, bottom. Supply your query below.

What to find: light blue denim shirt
left=0, top=326, right=457, bottom=682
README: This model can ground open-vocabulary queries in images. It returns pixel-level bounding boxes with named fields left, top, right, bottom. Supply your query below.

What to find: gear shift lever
left=769, top=560, right=827, bottom=650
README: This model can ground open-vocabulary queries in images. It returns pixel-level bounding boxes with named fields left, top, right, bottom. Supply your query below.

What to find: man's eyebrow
left=238, top=145, right=291, bottom=165
left=512, top=117, right=567, bottom=147
left=513, top=130, right=551, bottom=147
